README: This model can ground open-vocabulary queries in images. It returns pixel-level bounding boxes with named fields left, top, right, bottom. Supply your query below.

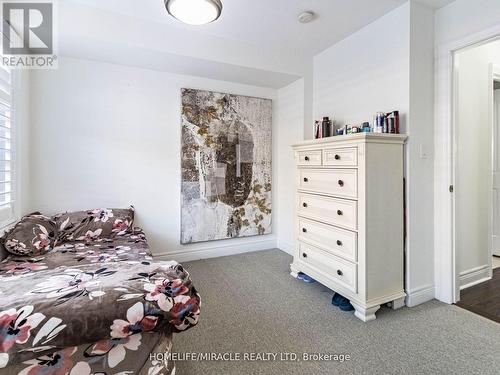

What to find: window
left=0, top=66, right=15, bottom=223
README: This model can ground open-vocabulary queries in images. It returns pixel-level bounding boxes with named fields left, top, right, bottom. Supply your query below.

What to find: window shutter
left=0, top=66, right=14, bottom=222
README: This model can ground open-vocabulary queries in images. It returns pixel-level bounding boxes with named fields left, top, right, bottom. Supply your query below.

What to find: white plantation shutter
left=0, top=65, right=14, bottom=222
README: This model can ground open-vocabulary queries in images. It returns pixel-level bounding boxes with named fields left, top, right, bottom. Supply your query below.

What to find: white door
left=493, top=88, right=500, bottom=256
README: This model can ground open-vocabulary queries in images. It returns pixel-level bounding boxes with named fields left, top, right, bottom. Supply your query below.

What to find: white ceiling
left=66, top=0, right=402, bottom=58
left=59, top=0, right=456, bottom=88
left=65, top=0, right=455, bottom=57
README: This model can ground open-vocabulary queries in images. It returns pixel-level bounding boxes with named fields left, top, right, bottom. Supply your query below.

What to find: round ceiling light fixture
left=165, top=0, right=223, bottom=25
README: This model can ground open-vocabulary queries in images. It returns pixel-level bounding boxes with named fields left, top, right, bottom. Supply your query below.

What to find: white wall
left=312, top=2, right=436, bottom=306
left=313, top=3, right=410, bottom=132
left=275, top=79, right=304, bottom=254
left=455, top=40, right=500, bottom=286
left=406, top=2, right=435, bottom=304
left=302, top=64, right=314, bottom=140
left=29, top=57, right=291, bottom=259
left=435, top=0, right=500, bottom=46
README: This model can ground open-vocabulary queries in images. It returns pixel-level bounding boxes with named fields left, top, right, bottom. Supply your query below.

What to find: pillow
left=3, top=213, right=57, bottom=256
left=54, top=206, right=135, bottom=242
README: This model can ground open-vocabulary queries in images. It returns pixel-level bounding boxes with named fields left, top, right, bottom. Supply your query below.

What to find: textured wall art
left=181, top=88, right=272, bottom=244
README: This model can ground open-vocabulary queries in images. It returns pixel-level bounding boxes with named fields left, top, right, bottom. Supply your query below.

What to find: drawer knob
left=304, top=156, right=310, bottom=161
left=335, top=154, right=341, bottom=160
left=338, top=179, right=344, bottom=187
left=302, top=228, right=307, bottom=233
left=336, top=240, right=342, bottom=246
left=302, top=252, right=307, bottom=258
left=337, top=269, right=343, bottom=276
left=302, top=202, right=308, bottom=208
left=337, top=210, right=343, bottom=216
left=303, top=177, right=308, bottom=182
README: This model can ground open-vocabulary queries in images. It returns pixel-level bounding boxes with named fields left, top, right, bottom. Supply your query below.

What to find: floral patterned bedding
left=0, top=229, right=200, bottom=374
left=0, top=331, right=175, bottom=375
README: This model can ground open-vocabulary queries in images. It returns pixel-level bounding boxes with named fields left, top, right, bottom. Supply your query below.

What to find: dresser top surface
left=292, top=133, right=408, bottom=149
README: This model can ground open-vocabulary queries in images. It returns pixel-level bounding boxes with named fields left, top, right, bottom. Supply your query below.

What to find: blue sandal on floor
left=338, top=297, right=354, bottom=311
left=332, top=293, right=354, bottom=311
left=297, top=272, right=316, bottom=283
left=331, top=293, right=343, bottom=306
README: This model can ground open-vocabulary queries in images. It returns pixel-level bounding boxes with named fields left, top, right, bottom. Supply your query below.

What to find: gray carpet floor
left=174, top=249, right=500, bottom=375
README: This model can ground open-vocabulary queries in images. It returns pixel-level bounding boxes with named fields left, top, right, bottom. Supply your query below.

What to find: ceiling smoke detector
left=165, top=0, right=223, bottom=25
left=298, top=11, right=315, bottom=24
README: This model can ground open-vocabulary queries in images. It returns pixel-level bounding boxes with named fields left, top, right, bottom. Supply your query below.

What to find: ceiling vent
left=298, top=11, right=315, bottom=24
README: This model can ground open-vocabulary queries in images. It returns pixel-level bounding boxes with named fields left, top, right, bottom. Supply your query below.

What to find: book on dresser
left=290, top=133, right=408, bottom=322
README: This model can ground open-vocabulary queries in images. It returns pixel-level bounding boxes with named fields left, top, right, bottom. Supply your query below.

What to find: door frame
left=435, top=23, right=500, bottom=304
left=490, top=64, right=500, bottom=259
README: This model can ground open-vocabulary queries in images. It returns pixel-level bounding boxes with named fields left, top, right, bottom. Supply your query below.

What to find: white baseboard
left=153, top=236, right=277, bottom=263
left=277, top=240, right=294, bottom=255
left=459, top=264, right=491, bottom=290
left=405, top=284, right=435, bottom=307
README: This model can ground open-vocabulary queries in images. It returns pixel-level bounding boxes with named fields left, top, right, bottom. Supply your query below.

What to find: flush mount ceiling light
left=165, top=0, right=223, bottom=25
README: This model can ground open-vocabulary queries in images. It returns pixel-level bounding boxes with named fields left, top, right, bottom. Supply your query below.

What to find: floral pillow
left=3, top=213, right=57, bottom=256
left=54, top=207, right=135, bottom=242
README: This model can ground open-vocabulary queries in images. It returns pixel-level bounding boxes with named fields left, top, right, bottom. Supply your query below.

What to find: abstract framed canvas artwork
left=180, top=88, right=272, bottom=244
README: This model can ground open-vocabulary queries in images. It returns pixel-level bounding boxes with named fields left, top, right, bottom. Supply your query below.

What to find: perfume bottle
left=314, top=121, right=321, bottom=139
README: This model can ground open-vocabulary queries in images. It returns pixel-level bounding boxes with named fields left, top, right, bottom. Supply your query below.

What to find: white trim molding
left=153, top=236, right=277, bottom=262
left=405, top=284, right=435, bottom=307
left=434, top=23, right=500, bottom=305
left=459, top=265, right=491, bottom=290
left=488, top=63, right=500, bottom=266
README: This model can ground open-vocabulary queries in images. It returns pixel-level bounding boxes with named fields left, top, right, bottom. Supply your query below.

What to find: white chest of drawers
left=290, top=133, right=408, bottom=322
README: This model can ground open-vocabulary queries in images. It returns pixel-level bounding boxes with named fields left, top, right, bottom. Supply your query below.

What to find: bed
left=0, top=209, right=200, bottom=375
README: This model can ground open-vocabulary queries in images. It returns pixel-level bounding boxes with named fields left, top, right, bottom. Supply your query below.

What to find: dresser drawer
left=297, top=150, right=322, bottom=166
left=298, top=217, right=357, bottom=262
left=298, top=193, right=357, bottom=231
left=323, top=147, right=358, bottom=166
left=298, top=242, right=357, bottom=293
left=298, top=169, right=357, bottom=198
